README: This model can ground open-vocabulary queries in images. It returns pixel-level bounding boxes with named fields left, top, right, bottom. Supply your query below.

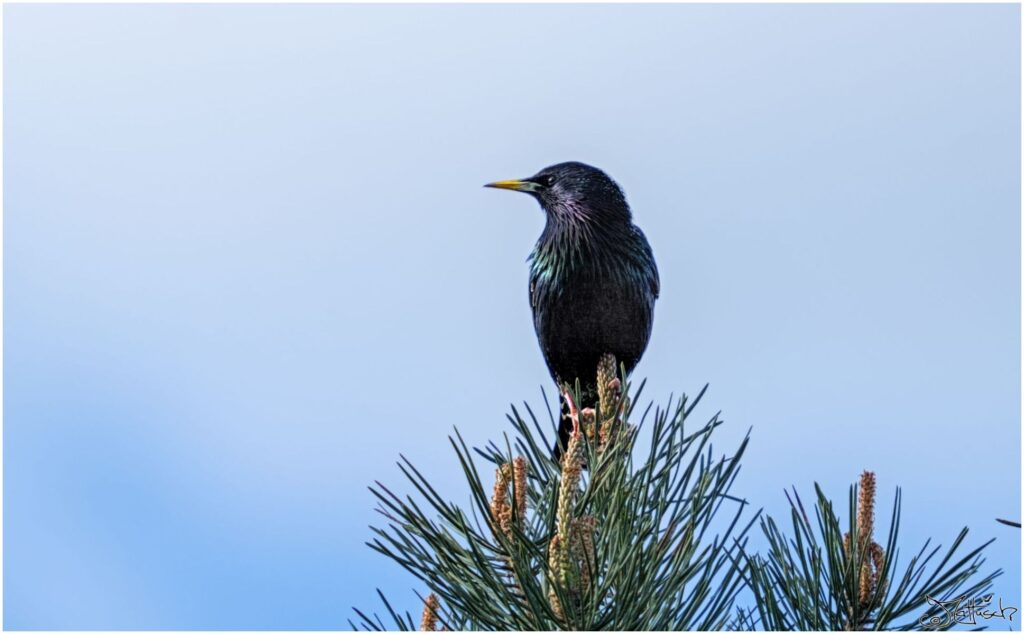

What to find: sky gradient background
left=5, top=3, right=1020, bottom=629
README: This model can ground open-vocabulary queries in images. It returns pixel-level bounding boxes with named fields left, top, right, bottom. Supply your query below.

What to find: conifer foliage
left=355, top=355, right=751, bottom=630
left=353, top=358, right=1000, bottom=631
left=736, top=472, right=1001, bottom=631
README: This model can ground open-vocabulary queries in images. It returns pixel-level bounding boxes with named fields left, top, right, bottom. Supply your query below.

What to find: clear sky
left=5, top=3, right=1020, bottom=629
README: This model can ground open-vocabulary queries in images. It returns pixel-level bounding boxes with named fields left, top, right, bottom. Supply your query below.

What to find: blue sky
left=5, top=3, right=1020, bottom=629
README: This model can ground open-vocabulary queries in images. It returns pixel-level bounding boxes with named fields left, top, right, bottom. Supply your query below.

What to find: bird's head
left=485, top=161, right=631, bottom=226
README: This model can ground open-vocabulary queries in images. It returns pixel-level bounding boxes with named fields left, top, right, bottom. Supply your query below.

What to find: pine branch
left=738, top=472, right=1001, bottom=631
left=354, top=369, right=1000, bottom=631
left=355, top=366, right=753, bottom=630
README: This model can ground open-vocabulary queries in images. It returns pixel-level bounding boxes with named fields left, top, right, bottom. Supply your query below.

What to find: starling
left=486, top=162, right=659, bottom=458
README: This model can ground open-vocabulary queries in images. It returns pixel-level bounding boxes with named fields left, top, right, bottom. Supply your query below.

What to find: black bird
left=486, top=162, right=659, bottom=458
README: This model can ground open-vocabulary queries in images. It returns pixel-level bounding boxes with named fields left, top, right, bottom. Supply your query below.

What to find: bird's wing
left=650, top=259, right=660, bottom=300
left=634, top=225, right=660, bottom=299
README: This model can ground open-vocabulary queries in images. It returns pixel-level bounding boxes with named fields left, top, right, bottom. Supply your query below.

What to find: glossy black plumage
left=486, top=162, right=659, bottom=458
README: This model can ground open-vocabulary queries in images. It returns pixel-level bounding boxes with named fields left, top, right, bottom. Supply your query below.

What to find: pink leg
left=562, top=389, right=581, bottom=435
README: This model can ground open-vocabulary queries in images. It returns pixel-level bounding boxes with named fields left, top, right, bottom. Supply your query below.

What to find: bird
left=485, top=162, right=659, bottom=460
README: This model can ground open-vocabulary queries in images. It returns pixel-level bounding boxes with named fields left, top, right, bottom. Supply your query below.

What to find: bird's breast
left=529, top=256, right=656, bottom=386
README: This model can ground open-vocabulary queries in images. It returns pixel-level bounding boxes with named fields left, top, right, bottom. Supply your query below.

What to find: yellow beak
left=484, top=179, right=539, bottom=193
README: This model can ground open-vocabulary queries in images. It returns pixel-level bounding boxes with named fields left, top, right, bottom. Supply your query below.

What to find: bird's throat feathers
left=530, top=199, right=641, bottom=281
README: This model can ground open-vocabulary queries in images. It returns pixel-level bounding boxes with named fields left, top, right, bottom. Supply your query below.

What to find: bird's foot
left=562, top=389, right=581, bottom=436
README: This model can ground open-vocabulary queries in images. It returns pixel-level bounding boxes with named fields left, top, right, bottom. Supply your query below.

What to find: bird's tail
left=552, top=398, right=572, bottom=462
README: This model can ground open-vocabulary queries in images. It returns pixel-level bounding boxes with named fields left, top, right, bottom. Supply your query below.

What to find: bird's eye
left=537, top=175, right=556, bottom=188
